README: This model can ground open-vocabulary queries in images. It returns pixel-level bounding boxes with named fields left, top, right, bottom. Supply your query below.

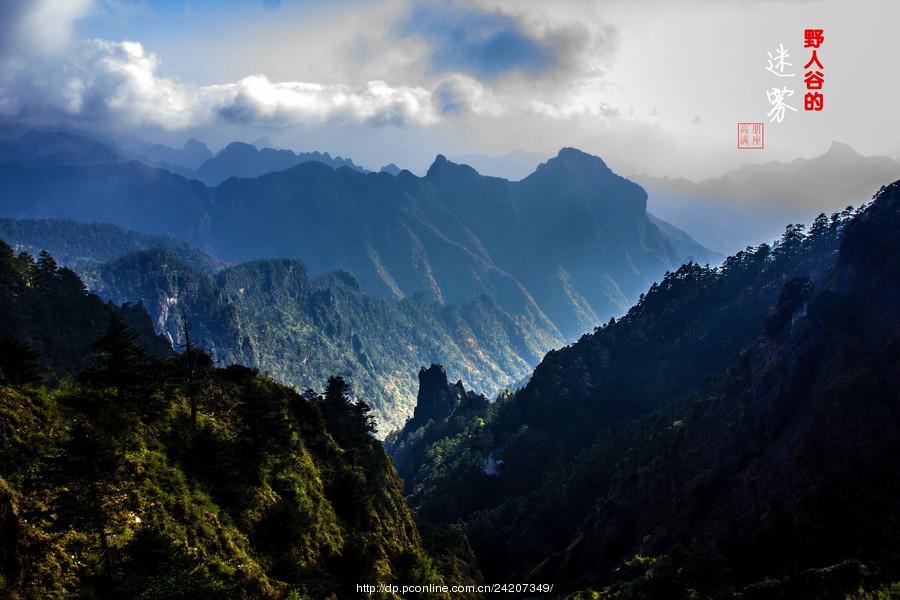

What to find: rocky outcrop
left=412, top=365, right=458, bottom=425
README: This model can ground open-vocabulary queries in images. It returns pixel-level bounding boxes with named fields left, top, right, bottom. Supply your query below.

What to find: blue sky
left=2, top=0, right=898, bottom=178
left=79, top=1, right=315, bottom=42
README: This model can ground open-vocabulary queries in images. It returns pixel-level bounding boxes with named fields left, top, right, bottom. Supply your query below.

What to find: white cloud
left=206, top=75, right=439, bottom=127
left=0, top=0, right=630, bottom=134
left=0, top=36, right=446, bottom=129
left=21, top=0, right=95, bottom=54
left=1, top=31, right=601, bottom=131
left=1, top=38, right=198, bottom=129
left=0, top=0, right=443, bottom=129
left=431, top=74, right=502, bottom=117
left=0, top=0, right=94, bottom=56
left=528, top=99, right=620, bottom=120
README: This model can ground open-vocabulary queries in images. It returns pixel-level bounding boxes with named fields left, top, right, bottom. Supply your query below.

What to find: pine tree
left=33, top=250, right=58, bottom=289
left=79, top=313, right=153, bottom=396
left=0, top=340, right=41, bottom=385
left=319, top=376, right=375, bottom=449
left=174, top=315, right=213, bottom=432
left=54, top=422, right=124, bottom=581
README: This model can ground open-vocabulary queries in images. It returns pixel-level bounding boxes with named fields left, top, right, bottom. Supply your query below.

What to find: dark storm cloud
left=400, top=1, right=603, bottom=82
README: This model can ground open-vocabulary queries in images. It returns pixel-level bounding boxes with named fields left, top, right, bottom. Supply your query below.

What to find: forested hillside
left=0, top=244, right=445, bottom=599
left=90, top=248, right=559, bottom=433
left=0, top=241, right=170, bottom=380
left=390, top=184, right=900, bottom=597
left=0, top=218, right=223, bottom=282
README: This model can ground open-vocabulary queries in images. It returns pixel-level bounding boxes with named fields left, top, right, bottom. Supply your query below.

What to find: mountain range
left=123, top=136, right=213, bottom=171
left=0, top=218, right=224, bottom=284
left=3, top=119, right=900, bottom=596
left=388, top=178, right=900, bottom=596
left=637, top=141, right=900, bottom=253
left=184, top=141, right=366, bottom=186
left=92, top=247, right=558, bottom=433
left=0, top=136, right=717, bottom=341
left=0, top=129, right=122, bottom=168
left=0, top=123, right=365, bottom=183
left=0, top=127, right=721, bottom=432
left=0, top=219, right=560, bottom=433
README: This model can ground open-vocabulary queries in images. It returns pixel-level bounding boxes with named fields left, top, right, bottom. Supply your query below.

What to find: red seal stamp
left=737, top=122, right=764, bottom=149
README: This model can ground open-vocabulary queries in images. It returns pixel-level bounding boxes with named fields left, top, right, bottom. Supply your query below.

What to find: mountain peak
left=823, top=141, right=862, bottom=159
left=531, top=147, right=611, bottom=178
left=426, top=154, right=479, bottom=179
left=556, top=147, right=609, bottom=168
left=380, top=163, right=402, bottom=176
left=524, top=148, right=614, bottom=184
left=220, top=141, right=257, bottom=155
left=182, top=138, right=212, bottom=164
left=412, top=364, right=458, bottom=425
left=184, top=137, right=208, bottom=152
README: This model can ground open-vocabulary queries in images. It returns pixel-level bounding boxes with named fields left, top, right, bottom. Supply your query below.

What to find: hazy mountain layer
left=190, top=141, right=366, bottom=185
left=638, top=141, right=900, bottom=252
left=0, top=218, right=224, bottom=283
left=0, top=129, right=121, bottom=168
left=127, top=137, right=213, bottom=170
left=0, top=145, right=716, bottom=340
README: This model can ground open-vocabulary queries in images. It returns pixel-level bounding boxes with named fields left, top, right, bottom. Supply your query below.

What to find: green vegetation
left=385, top=365, right=494, bottom=498
left=0, top=218, right=564, bottom=433
left=0, top=218, right=223, bottom=283
left=0, top=244, right=445, bottom=599
left=389, top=186, right=900, bottom=597
left=0, top=241, right=169, bottom=380
left=88, top=248, right=559, bottom=434
left=5, top=160, right=900, bottom=598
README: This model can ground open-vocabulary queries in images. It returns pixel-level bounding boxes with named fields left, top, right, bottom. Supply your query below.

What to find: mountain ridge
left=191, top=141, right=366, bottom=186
left=387, top=180, right=900, bottom=595
left=637, top=141, right=900, bottom=252
left=84, top=244, right=560, bottom=433
left=0, top=243, right=443, bottom=598
left=0, top=145, right=717, bottom=340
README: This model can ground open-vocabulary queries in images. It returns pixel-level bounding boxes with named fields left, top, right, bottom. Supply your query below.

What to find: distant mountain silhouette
left=0, top=146, right=716, bottom=339
left=0, top=217, right=224, bottom=278
left=0, top=123, right=213, bottom=173
left=379, top=162, right=402, bottom=175
left=637, top=141, right=900, bottom=252
left=0, top=130, right=121, bottom=167
left=131, top=137, right=213, bottom=170
left=191, top=141, right=366, bottom=185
